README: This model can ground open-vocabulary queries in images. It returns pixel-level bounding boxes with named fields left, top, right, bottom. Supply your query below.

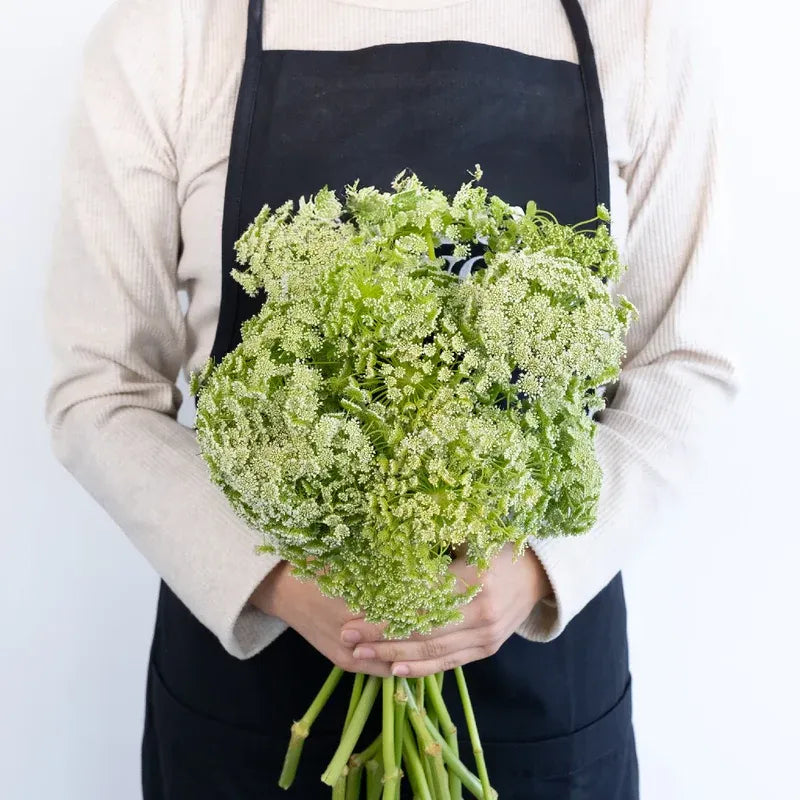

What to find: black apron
left=142, top=1, right=638, bottom=797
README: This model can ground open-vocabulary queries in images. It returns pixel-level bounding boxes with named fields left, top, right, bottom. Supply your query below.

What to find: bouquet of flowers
left=191, top=167, right=635, bottom=799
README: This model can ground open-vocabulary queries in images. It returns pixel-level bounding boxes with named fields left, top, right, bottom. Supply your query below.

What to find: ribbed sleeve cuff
left=222, top=556, right=289, bottom=659
left=514, top=535, right=599, bottom=642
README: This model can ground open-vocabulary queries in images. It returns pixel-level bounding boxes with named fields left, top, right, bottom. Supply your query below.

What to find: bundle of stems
left=279, top=666, right=498, bottom=799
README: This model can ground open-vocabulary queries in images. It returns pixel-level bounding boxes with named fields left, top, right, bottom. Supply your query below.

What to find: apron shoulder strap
left=213, top=0, right=267, bottom=361
left=559, top=0, right=610, bottom=211
left=246, top=0, right=264, bottom=59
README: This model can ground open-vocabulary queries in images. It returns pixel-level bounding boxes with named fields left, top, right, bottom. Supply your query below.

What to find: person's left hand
left=339, top=543, right=553, bottom=678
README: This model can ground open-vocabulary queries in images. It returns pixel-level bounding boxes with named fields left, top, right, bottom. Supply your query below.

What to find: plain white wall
left=2, top=1, right=798, bottom=798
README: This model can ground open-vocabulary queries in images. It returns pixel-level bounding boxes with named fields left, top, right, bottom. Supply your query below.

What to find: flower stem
left=366, top=754, right=383, bottom=800
left=322, top=675, right=381, bottom=786
left=345, top=761, right=363, bottom=800
left=403, top=722, right=433, bottom=800
left=351, top=733, right=382, bottom=766
left=333, top=767, right=348, bottom=800
left=424, top=222, right=437, bottom=261
left=454, top=667, right=492, bottom=800
left=430, top=750, right=451, bottom=800
left=421, top=715, right=489, bottom=800
left=279, top=665, right=344, bottom=789
left=425, top=675, right=461, bottom=800
left=399, top=678, right=450, bottom=800
left=421, top=747, right=436, bottom=800
left=382, top=677, right=400, bottom=799
left=425, top=690, right=440, bottom=731
left=345, top=672, right=365, bottom=730
left=402, top=677, right=491, bottom=800
left=393, top=685, right=408, bottom=800
left=340, top=672, right=366, bottom=799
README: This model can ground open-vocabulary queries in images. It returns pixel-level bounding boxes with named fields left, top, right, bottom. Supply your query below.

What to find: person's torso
left=174, top=0, right=644, bottom=389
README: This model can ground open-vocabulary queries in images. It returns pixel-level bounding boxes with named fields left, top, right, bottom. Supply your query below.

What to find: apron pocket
left=145, top=660, right=345, bottom=799
left=473, top=679, right=637, bottom=799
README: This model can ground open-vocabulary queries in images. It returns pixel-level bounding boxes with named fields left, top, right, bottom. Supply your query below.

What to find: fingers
left=329, top=644, right=393, bottom=677
left=339, top=559, right=488, bottom=647
left=340, top=587, right=498, bottom=651
left=383, top=603, right=514, bottom=677
left=333, top=545, right=532, bottom=678
left=340, top=618, right=388, bottom=646
left=345, top=659, right=393, bottom=678
left=340, top=610, right=479, bottom=648
left=351, top=628, right=492, bottom=666
left=388, top=646, right=496, bottom=679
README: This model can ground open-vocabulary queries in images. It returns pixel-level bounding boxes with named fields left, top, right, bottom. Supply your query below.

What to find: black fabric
left=144, top=0, right=638, bottom=797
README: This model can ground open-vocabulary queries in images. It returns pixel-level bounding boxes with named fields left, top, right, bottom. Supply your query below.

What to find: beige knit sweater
left=44, top=0, right=739, bottom=659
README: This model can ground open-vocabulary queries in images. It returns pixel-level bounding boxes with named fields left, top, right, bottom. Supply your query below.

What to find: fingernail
left=341, top=630, right=361, bottom=645
left=392, top=663, right=410, bottom=677
left=353, top=647, right=375, bottom=660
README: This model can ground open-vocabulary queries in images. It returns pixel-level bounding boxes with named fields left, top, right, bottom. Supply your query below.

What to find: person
left=44, top=0, right=738, bottom=797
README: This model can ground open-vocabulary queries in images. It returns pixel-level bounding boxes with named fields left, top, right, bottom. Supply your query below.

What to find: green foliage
left=192, top=168, right=636, bottom=636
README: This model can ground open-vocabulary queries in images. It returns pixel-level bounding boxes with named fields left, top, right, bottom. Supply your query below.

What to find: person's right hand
left=249, top=561, right=391, bottom=677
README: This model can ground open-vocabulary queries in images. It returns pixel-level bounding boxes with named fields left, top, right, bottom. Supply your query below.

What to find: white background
left=1, top=1, right=798, bottom=798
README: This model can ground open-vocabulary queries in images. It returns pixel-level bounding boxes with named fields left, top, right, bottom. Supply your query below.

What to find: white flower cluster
left=192, top=169, right=635, bottom=636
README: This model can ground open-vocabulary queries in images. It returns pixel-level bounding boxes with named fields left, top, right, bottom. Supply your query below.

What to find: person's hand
left=339, top=544, right=552, bottom=678
left=250, top=562, right=391, bottom=677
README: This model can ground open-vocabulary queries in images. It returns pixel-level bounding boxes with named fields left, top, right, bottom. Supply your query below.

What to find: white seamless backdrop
left=2, top=1, right=797, bottom=798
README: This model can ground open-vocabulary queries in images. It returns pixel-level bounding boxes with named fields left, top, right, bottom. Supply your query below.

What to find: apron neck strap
left=246, top=0, right=264, bottom=59
left=559, top=0, right=610, bottom=211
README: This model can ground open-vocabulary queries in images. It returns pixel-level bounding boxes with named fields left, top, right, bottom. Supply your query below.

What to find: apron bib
left=142, top=2, right=638, bottom=797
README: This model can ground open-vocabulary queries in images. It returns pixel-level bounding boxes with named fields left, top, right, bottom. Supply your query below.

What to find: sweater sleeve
left=43, top=0, right=286, bottom=659
left=516, top=0, right=740, bottom=642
